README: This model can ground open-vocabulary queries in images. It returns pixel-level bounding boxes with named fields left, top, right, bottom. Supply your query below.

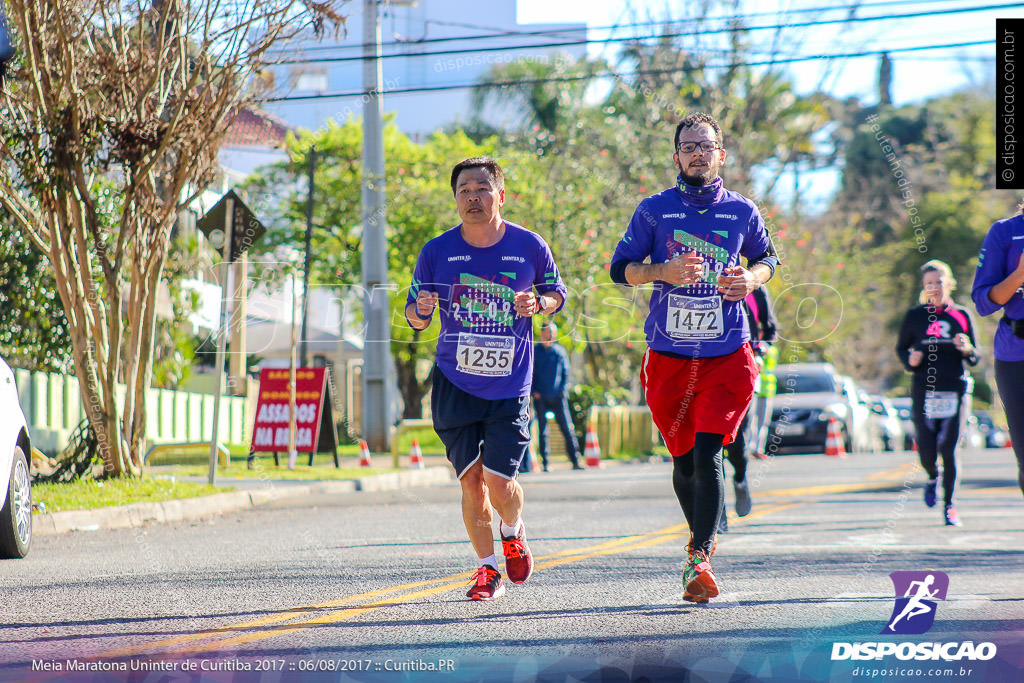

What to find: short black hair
left=450, top=157, right=504, bottom=196
left=674, top=112, right=723, bottom=150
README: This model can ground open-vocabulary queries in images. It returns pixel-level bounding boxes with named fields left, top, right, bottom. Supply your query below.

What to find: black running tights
left=722, top=410, right=751, bottom=483
left=672, top=432, right=725, bottom=555
left=995, top=359, right=1024, bottom=498
left=911, top=399, right=961, bottom=507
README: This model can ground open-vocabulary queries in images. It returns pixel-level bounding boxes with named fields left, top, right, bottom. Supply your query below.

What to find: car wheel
left=0, top=446, right=32, bottom=559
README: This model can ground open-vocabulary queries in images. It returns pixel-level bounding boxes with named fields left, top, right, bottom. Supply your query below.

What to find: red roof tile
left=223, top=107, right=292, bottom=148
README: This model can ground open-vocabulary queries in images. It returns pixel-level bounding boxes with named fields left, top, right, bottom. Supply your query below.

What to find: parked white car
left=868, top=395, right=906, bottom=452
left=0, top=356, right=32, bottom=558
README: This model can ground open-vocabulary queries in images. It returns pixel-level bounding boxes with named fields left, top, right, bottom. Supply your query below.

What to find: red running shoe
left=682, top=550, right=719, bottom=604
left=501, top=523, right=534, bottom=584
left=466, top=565, right=505, bottom=601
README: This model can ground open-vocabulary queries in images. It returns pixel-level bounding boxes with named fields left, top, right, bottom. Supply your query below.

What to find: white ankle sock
left=500, top=518, right=523, bottom=538
left=479, top=554, right=498, bottom=570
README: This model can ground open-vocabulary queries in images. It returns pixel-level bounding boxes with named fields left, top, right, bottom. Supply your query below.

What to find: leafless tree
left=0, top=0, right=344, bottom=475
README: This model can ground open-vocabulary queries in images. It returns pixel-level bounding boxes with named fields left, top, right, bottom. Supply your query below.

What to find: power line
left=267, top=2, right=1016, bottom=65
left=265, top=39, right=992, bottom=102
left=268, top=0, right=989, bottom=55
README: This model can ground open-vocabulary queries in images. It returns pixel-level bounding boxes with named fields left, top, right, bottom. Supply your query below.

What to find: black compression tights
left=672, top=432, right=725, bottom=555
left=995, top=359, right=1024, bottom=498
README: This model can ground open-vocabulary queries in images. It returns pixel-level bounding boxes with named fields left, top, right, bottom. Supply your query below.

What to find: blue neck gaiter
left=676, top=175, right=724, bottom=207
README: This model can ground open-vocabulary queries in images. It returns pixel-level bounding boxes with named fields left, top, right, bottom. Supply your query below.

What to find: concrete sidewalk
left=33, top=466, right=454, bottom=536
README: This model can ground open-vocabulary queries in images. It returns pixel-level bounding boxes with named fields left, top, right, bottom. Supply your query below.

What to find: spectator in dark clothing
left=531, top=323, right=583, bottom=471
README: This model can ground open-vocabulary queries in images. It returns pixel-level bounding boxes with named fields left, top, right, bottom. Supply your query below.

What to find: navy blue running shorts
left=430, top=367, right=531, bottom=480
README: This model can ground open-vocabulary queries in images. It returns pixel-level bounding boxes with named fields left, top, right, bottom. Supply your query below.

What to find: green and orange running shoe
left=682, top=549, right=719, bottom=604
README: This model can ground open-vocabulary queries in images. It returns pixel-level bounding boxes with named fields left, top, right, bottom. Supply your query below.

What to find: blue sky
left=517, top=0, right=1002, bottom=106
left=516, top=0, right=1007, bottom=210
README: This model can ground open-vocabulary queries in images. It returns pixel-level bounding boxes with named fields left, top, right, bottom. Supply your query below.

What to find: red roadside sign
left=251, top=367, right=337, bottom=458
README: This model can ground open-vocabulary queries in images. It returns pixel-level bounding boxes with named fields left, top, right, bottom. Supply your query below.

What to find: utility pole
left=208, top=196, right=234, bottom=485
left=301, top=146, right=316, bottom=368
left=361, top=0, right=391, bottom=452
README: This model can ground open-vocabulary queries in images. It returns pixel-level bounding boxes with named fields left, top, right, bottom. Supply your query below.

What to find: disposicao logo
left=830, top=571, right=997, bottom=663
left=884, top=571, right=948, bottom=635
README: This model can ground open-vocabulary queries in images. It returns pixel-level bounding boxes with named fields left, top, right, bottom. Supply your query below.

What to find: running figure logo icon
left=883, top=571, right=949, bottom=635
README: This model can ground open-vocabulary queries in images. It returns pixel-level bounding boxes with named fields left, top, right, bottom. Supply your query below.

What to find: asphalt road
left=2, top=448, right=1023, bottom=683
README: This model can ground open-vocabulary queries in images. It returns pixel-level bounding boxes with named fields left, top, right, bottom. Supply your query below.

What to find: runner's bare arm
left=406, top=291, right=438, bottom=330
left=717, top=262, right=773, bottom=301
left=514, top=291, right=563, bottom=317
left=625, top=252, right=705, bottom=286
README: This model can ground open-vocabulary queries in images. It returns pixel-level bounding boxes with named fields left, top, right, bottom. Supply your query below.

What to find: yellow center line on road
left=159, top=504, right=804, bottom=657
left=98, top=469, right=909, bottom=659
left=867, top=462, right=919, bottom=481
left=96, top=524, right=694, bottom=660
left=971, top=485, right=1021, bottom=496
left=756, top=462, right=920, bottom=500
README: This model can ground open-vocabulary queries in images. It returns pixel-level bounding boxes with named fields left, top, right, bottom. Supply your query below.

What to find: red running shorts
left=641, top=344, right=758, bottom=457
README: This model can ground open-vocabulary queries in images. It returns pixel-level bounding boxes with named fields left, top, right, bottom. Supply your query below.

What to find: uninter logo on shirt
left=448, top=255, right=471, bottom=262
left=501, top=255, right=525, bottom=263
left=662, top=212, right=687, bottom=219
left=715, top=213, right=738, bottom=220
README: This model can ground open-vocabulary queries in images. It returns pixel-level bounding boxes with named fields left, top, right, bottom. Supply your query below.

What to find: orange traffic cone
left=358, top=439, right=373, bottom=467
left=824, top=417, right=847, bottom=457
left=409, top=439, right=424, bottom=468
left=584, top=423, right=602, bottom=468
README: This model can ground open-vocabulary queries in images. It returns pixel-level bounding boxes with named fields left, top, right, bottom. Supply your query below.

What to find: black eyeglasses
left=676, top=140, right=721, bottom=154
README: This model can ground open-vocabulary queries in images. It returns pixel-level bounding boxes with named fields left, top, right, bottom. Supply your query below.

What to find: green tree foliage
left=466, top=33, right=833, bottom=400
left=242, top=119, right=494, bottom=419
left=0, top=215, right=72, bottom=371
left=827, top=86, right=1006, bottom=391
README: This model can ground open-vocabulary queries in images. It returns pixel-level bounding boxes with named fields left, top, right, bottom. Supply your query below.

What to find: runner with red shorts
left=609, top=112, right=778, bottom=603
left=407, top=157, right=568, bottom=601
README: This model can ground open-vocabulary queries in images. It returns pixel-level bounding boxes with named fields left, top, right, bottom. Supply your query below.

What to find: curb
left=33, top=466, right=453, bottom=536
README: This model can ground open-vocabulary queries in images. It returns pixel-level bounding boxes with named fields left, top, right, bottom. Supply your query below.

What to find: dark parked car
left=767, top=363, right=859, bottom=454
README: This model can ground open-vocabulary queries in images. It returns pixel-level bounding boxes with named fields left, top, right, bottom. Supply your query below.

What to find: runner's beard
left=679, top=168, right=716, bottom=186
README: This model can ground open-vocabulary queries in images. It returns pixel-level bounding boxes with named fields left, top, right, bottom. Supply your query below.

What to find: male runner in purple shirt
left=406, top=157, right=567, bottom=601
left=609, top=112, right=778, bottom=603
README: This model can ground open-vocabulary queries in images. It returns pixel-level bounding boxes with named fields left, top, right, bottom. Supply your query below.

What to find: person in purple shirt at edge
left=405, top=157, right=568, bottom=602
left=608, top=112, right=779, bottom=604
left=530, top=322, right=584, bottom=472
left=971, top=207, right=1024, bottom=500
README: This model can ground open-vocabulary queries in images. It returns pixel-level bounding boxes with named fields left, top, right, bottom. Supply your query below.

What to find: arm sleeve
left=746, top=249, right=779, bottom=277
left=972, top=221, right=1008, bottom=317
left=608, top=200, right=657, bottom=286
left=895, top=309, right=917, bottom=372
left=609, top=259, right=630, bottom=286
left=534, top=238, right=568, bottom=313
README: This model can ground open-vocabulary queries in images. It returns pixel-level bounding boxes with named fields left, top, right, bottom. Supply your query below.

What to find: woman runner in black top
left=896, top=260, right=980, bottom=526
